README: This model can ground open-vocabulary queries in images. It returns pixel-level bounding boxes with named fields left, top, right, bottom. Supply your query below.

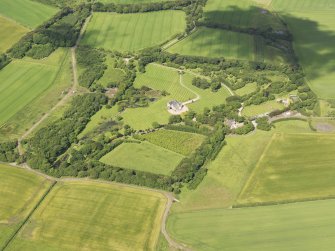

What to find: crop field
left=100, top=141, right=184, bottom=175
left=0, top=0, right=58, bottom=28
left=0, top=164, right=53, bottom=249
left=167, top=199, right=335, bottom=251
left=81, top=11, right=186, bottom=52
left=270, top=1, right=335, bottom=99
left=7, top=180, right=166, bottom=251
left=238, top=133, right=335, bottom=205
left=0, top=16, right=29, bottom=53
left=0, top=49, right=72, bottom=141
left=139, top=129, right=206, bottom=156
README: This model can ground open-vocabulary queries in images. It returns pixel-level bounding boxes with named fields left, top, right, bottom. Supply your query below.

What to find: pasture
left=0, top=164, right=53, bottom=249
left=81, top=11, right=186, bottom=52
left=0, top=49, right=72, bottom=141
left=0, top=16, right=29, bottom=53
left=271, top=1, right=335, bottom=99
left=202, top=0, right=285, bottom=30
left=139, top=129, right=206, bottom=156
left=238, top=133, right=335, bottom=205
left=100, top=141, right=184, bottom=175
left=7, top=180, right=166, bottom=251
left=167, top=199, right=335, bottom=251
left=0, top=0, right=58, bottom=28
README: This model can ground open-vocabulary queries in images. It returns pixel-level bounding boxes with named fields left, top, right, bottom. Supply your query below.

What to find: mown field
left=100, top=0, right=171, bottom=3
left=139, top=129, right=206, bottom=156
left=168, top=28, right=255, bottom=60
left=0, top=49, right=72, bottom=141
left=0, top=16, right=29, bottom=53
left=100, top=141, right=184, bottom=175
left=0, top=0, right=58, bottom=28
left=0, top=164, right=53, bottom=249
left=242, top=100, right=284, bottom=117
left=271, top=0, right=335, bottom=99
left=202, top=0, right=285, bottom=30
left=238, top=133, right=335, bottom=205
left=167, top=199, right=335, bottom=251
left=7, top=180, right=166, bottom=251
left=81, top=11, right=186, bottom=52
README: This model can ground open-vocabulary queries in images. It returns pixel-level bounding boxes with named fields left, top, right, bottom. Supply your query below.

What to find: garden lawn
left=139, top=129, right=206, bottom=155
left=238, top=133, right=335, bottom=205
left=0, top=0, right=58, bottom=28
left=0, top=16, right=29, bottom=53
left=7, top=181, right=166, bottom=251
left=167, top=199, right=335, bottom=251
left=100, top=141, right=184, bottom=175
left=0, top=164, right=53, bottom=249
left=81, top=11, right=186, bottom=51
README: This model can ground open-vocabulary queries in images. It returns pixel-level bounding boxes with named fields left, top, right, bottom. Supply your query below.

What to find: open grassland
left=139, top=129, right=206, bottom=156
left=167, top=199, right=335, bottom=251
left=81, top=11, right=186, bottom=52
left=168, top=28, right=255, bottom=60
left=100, top=141, right=184, bottom=175
left=271, top=1, right=335, bottom=99
left=0, top=49, right=72, bottom=141
left=202, top=0, right=285, bottom=30
left=172, top=119, right=312, bottom=213
left=0, top=164, right=53, bottom=249
left=100, top=0, right=171, bottom=3
left=0, top=16, right=29, bottom=53
left=242, top=100, right=284, bottom=117
left=235, top=82, right=258, bottom=96
left=238, top=133, right=335, bottom=205
left=7, top=180, right=166, bottom=251
left=0, top=0, right=58, bottom=28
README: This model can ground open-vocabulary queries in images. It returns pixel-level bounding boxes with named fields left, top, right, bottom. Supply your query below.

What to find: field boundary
left=1, top=180, right=56, bottom=251
left=236, top=132, right=278, bottom=202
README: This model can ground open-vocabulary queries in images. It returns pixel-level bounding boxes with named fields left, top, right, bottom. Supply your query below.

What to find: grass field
left=0, top=49, right=72, bottom=141
left=168, top=28, right=255, bottom=60
left=139, top=129, right=206, bottom=156
left=235, top=82, right=258, bottom=96
left=0, top=164, right=53, bottom=249
left=7, top=180, right=166, bottom=251
left=242, top=100, right=284, bottom=117
left=100, top=141, right=184, bottom=175
left=202, top=0, right=285, bottom=30
left=271, top=0, right=335, bottom=99
left=167, top=199, right=335, bottom=251
left=0, top=16, right=29, bottom=53
left=0, top=0, right=58, bottom=28
left=81, top=11, right=186, bottom=52
left=100, top=0, right=171, bottom=2
left=238, top=133, right=335, bottom=205
left=98, top=55, right=125, bottom=87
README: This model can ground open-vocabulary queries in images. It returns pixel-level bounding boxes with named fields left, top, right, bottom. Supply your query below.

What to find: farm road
left=3, top=162, right=192, bottom=251
left=17, top=15, right=92, bottom=154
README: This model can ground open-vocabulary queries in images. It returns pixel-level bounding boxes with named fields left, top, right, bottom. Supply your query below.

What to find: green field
left=100, top=0, right=171, bottom=2
left=167, top=199, right=335, bottom=251
left=238, top=133, right=335, bottom=205
left=100, top=141, right=184, bottom=175
left=242, top=100, right=284, bottom=117
left=98, top=56, right=126, bottom=87
left=0, top=49, right=72, bottom=141
left=81, top=11, right=186, bottom=52
left=0, top=0, right=58, bottom=28
left=0, top=164, right=53, bottom=249
left=168, top=28, right=255, bottom=60
left=271, top=0, right=335, bottom=98
left=202, top=0, right=285, bottom=30
left=235, top=82, right=258, bottom=96
left=7, top=180, right=166, bottom=251
left=0, top=16, right=29, bottom=53
left=139, top=129, right=206, bottom=156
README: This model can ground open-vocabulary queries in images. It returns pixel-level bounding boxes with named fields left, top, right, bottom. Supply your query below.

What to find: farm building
left=167, top=100, right=184, bottom=112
